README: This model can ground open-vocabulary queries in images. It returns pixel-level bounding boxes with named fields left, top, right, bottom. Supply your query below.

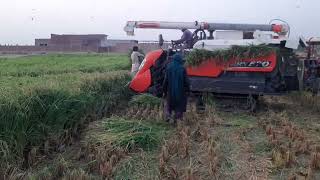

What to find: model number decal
left=230, top=61, right=271, bottom=68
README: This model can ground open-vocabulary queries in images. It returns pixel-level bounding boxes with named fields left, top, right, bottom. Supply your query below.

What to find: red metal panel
left=129, top=49, right=163, bottom=92
left=272, top=24, right=283, bottom=33
left=129, top=69, right=152, bottom=93
left=227, top=52, right=277, bottom=72
left=187, top=52, right=277, bottom=77
left=187, top=61, right=223, bottom=77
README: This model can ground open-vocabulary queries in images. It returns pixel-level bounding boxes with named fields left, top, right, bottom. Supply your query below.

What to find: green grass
left=0, top=54, right=132, bottom=169
left=0, top=54, right=130, bottom=77
left=105, top=116, right=170, bottom=180
left=0, top=54, right=130, bottom=99
left=103, top=117, right=171, bottom=151
left=220, top=112, right=255, bottom=129
left=245, top=128, right=271, bottom=155
left=114, top=151, right=160, bottom=180
left=27, top=156, right=97, bottom=180
left=129, top=94, right=162, bottom=107
left=86, top=116, right=171, bottom=152
left=26, top=116, right=171, bottom=180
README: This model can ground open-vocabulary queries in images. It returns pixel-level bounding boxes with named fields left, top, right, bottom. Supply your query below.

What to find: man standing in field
left=130, top=46, right=144, bottom=77
left=172, top=28, right=193, bottom=49
left=163, top=53, right=190, bottom=126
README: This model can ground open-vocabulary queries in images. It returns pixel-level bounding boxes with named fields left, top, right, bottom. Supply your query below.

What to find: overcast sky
left=0, top=0, right=319, bottom=45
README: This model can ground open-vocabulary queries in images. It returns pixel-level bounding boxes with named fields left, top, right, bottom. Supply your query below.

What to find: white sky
left=0, top=0, right=319, bottom=45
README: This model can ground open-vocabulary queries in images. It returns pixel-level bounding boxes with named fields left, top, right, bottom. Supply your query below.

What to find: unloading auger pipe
left=124, top=21, right=288, bottom=36
left=207, top=23, right=272, bottom=32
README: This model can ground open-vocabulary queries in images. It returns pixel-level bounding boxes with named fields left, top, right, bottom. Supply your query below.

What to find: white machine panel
left=214, top=30, right=243, bottom=40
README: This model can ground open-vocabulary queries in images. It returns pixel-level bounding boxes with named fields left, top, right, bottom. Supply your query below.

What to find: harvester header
left=124, top=21, right=289, bottom=36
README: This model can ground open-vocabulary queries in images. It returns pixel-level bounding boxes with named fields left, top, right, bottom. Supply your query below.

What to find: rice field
left=0, top=54, right=132, bottom=172
left=1, top=53, right=320, bottom=180
left=0, top=54, right=130, bottom=99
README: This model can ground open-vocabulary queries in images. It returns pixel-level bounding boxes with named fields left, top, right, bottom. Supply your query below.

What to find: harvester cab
left=124, top=20, right=320, bottom=110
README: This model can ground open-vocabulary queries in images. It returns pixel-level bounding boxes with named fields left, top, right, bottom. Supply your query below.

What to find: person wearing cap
left=172, top=28, right=193, bottom=48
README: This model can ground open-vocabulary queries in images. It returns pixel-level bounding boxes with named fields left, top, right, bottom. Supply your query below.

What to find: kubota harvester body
left=125, top=20, right=319, bottom=101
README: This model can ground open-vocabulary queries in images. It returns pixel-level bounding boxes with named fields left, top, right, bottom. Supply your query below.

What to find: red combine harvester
left=124, top=21, right=320, bottom=110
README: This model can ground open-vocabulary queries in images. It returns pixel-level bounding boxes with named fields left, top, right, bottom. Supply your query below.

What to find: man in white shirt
left=130, top=46, right=144, bottom=77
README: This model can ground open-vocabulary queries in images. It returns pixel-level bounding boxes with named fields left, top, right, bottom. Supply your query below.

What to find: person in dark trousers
left=172, top=28, right=193, bottom=48
left=163, top=53, right=190, bottom=125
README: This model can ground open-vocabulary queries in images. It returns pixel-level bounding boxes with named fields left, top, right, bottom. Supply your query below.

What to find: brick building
left=34, top=39, right=50, bottom=46
left=104, top=39, right=138, bottom=53
left=35, top=34, right=108, bottom=52
left=1, top=34, right=166, bottom=54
